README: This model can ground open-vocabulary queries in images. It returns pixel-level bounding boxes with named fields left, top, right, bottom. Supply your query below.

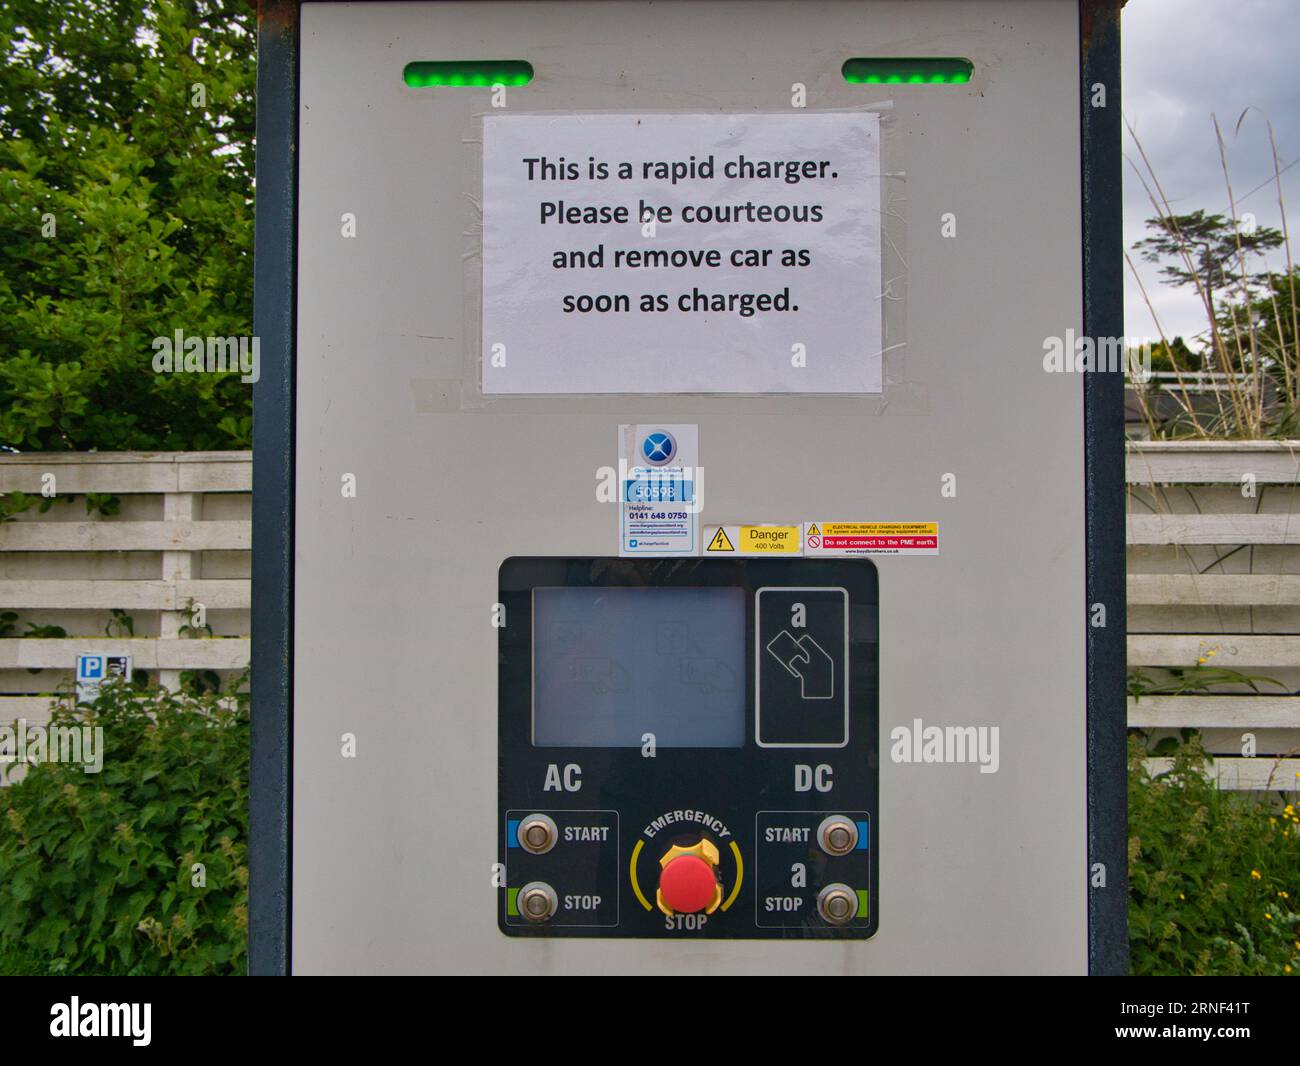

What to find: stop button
left=655, top=838, right=723, bottom=916
left=659, top=855, right=717, bottom=913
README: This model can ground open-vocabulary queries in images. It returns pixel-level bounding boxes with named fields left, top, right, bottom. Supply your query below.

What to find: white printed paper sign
left=482, top=113, right=882, bottom=394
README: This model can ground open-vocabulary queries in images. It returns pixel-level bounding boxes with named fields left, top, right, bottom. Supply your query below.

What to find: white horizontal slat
left=1127, top=573, right=1300, bottom=606
left=1128, top=442, right=1300, bottom=484
left=0, top=672, right=244, bottom=691
left=0, top=638, right=249, bottom=670
left=1129, top=634, right=1300, bottom=668
left=0, top=452, right=251, bottom=494
left=1199, top=728, right=1300, bottom=753
left=0, top=693, right=247, bottom=720
left=0, top=521, right=249, bottom=552
left=0, top=696, right=60, bottom=724
left=177, top=464, right=252, bottom=493
left=0, top=675, right=70, bottom=693
left=1128, top=696, right=1300, bottom=729
left=0, top=579, right=249, bottom=610
left=1145, top=756, right=1300, bottom=791
left=1127, top=513, right=1300, bottom=545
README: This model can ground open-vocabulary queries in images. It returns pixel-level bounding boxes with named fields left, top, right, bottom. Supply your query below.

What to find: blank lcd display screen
left=533, top=587, right=746, bottom=747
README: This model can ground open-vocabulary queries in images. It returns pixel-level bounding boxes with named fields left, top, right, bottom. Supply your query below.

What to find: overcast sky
left=1122, top=0, right=1300, bottom=346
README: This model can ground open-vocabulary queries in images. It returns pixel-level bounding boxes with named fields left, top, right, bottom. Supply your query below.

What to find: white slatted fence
left=0, top=452, right=251, bottom=718
left=1128, top=441, right=1300, bottom=791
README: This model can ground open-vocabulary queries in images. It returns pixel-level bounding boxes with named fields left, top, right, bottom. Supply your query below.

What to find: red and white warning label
left=802, top=521, right=938, bottom=556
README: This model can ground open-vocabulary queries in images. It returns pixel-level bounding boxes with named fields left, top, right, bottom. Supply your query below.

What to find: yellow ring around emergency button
left=720, top=841, right=743, bottom=912
left=629, top=840, right=652, bottom=911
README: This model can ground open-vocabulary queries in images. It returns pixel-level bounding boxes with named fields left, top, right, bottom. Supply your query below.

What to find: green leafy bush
left=0, top=0, right=256, bottom=451
left=1129, top=735, right=1300, bottom=975
left=0, top=679, right=248, bottom=975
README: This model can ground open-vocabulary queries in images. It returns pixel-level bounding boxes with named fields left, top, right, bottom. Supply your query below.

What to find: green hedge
left=1129, top=735, right=1300, bottom=975
left=0, top=680, right=247, bottom=975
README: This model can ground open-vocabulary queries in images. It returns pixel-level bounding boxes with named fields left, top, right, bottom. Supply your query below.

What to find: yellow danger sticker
left=703, top=524, right=802, bottom=555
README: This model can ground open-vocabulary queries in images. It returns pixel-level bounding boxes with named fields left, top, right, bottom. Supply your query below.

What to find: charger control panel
left=498, top=557, right=879, bottom=939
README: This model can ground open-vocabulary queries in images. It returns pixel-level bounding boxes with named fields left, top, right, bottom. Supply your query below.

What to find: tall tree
left=0, top=0, right=256, bottom=451
left=1134, top=211, right=1284, bottom=366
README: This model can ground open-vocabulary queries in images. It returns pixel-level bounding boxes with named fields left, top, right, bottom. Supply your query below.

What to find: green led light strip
left=403, top=60, right=533, bottom=88
left=842, top=57, right=973, bottom=85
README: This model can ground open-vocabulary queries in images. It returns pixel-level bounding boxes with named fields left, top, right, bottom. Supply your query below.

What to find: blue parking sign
left=78, top=655, right=103, bottom=680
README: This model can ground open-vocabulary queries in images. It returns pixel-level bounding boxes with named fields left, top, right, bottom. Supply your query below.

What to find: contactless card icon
left=755, top=588, right=849, bottom=748
left=765, top=629, right=834, bottom=699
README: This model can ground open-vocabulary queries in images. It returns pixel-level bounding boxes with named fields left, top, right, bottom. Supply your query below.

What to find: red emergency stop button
left=660, top=855, right=717, bottom=913
left=655, top=838, right=723, bottom=916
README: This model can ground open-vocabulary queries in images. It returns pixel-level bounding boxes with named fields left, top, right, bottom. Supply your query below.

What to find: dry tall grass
left=1126, top=113, right=1299, bottom=439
